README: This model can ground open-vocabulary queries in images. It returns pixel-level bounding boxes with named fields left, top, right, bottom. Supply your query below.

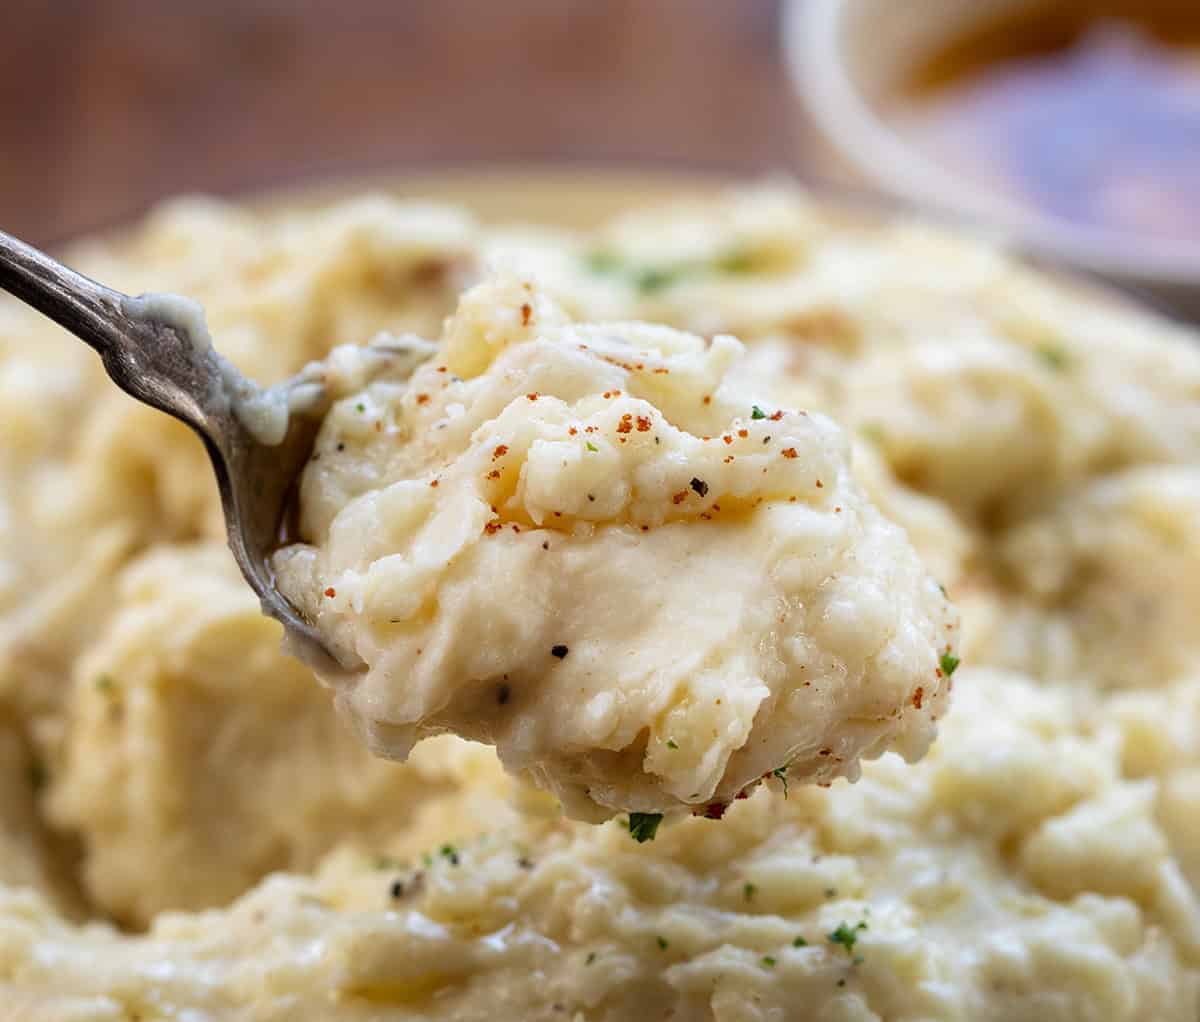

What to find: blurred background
left=2, top=0, right=1197, bottom=314
left=0, top=1, right=799, bottom=245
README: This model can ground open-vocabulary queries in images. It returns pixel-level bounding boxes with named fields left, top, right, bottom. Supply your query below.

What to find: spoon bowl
left=0, top=228, right=364, bottom=673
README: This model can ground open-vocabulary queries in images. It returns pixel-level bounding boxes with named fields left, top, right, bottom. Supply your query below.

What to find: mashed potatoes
left=1, top=184, right=1199, bottom=1020
left=274, top=274, right=957, bottom=821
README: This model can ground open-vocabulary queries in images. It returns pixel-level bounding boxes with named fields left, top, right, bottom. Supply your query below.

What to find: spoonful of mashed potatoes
left=272, top=273, right=960, bottom=822
left=0, top=227, right=957, bottom=825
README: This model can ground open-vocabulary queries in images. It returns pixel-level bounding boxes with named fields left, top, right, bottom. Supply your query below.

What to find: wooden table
left=1, top=0, right=818, bottom=244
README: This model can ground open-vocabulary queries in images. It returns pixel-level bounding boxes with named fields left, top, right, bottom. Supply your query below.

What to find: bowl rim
left=62, top=163, right=1164, bottom=323
left=43, top=162, right=749, bottom=250
left=782, top=0, right=1200, bottom=288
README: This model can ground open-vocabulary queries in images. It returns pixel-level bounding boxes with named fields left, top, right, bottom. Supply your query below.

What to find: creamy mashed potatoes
left=274, top=274, right=957, bottom=821
left=44, top=545, right=482, bottom=928
left=1, top=184, right=1200, bottom=1019
left=4, top=673, right=1199, bottom=1021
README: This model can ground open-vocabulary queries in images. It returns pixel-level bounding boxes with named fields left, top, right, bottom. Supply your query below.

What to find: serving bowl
left=784, top=0, right=1200, bottom=320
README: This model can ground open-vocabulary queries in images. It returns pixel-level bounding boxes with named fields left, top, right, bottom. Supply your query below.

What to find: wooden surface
left=0, top=1, right=817, bottom=245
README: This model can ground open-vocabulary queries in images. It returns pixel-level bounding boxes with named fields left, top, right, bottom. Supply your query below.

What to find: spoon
left=0, top=229, right=376, bottom=674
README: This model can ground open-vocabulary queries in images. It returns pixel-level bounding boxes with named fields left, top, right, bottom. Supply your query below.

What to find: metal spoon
left=0, top=229, right=376, bottom=674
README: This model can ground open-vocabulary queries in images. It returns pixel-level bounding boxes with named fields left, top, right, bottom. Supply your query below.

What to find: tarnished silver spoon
left=0, top=229, right=413, bottom=674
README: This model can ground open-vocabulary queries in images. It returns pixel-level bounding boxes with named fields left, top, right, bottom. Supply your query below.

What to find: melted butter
left=121, top=292, right=436, bottom=448
left=122, top=291, right=292, bottom=444
left=891, top=5, right=1200, bottom=245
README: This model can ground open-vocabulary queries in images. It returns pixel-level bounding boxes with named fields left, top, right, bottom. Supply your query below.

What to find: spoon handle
left=0, top=228, right=368, bottom=674
left=0, top=228, right=132, bottom=354
left=0, top=229, right=228, bottom=438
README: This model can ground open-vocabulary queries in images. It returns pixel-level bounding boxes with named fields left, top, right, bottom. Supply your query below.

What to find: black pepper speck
left=551, top=644, right=569, bottom=659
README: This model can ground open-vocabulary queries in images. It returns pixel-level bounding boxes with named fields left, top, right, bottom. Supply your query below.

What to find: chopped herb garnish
left=689, top=477, right=709, bottom=498
left=584, top=249, right=622, bottom=274
left=743, top=882, right=757, bottom=901
left=1037, top=344, right=1068, bottom=370
left=824, top=887, right=838, bottom=898
left=586, top=249, right=752, bottom=292
left=940, top=652, right=960, bottom=677
left=861, top=423, right=886, bottom=444
left=656, top=936, right=669, bottom=950
left=586, top=441, right=598, bottom=452
left=793, top=936, right=808, bottom=947
left=716, top=249, right=756, bottom=274
left=751, top=405, right=767, bottom=420
left=355, top=402, right=365, bottom=413
left=390, top=879, right=406, bottom=899
left=439, top=844, right=460, bottom=866
left=761, top=955, right=776, bottom=967
left=772, top=764, right=790, bottom=798
left=628, top=812, right=663, bottom=843
left=551, top=644, right=569, bottom=659
left=837, top=978, right=846, bottom=988
left=95, top=674, right=115, bottom=694
left=422, top=852, right=433, bottom=867
left=666, top=739, right=678, bottom=749
left=585, top=951, right=597, bottom=965
left=634, top=266, right=680, bottom=295
left=27, top=759, right=46, bottom=793
left=827, top=920, right=868, bottom=955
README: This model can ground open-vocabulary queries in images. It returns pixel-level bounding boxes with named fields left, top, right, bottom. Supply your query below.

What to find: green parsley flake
left=586, top=249, right=753, bottom=294
left=586, top=951, right=597, bottom=965
left=628, top=812, right=663, bottom=843
left=355, top=402, right=365, bottom=413
left=751, top=405, right=767, bottom=420
left=583, top=249, right=622, bottom=275
left=940, top=652, right=961, bottom=678
left=634, top=266, right=679, bottom=295
left=439, top=843, right=460, bottom=866
left=761, top=955, right=776, bottom=967
left=666, top=739, right=678, bottom=750
left=793, top=936, right=808, bottom=947
left=27, top=760, right=46, bottom=793
left=743, top=882, right=757, bottom=901
left=772, top=764, right=790, bottom=798
left=716, top=249, right=756, bottom=274
left=828, top=920, right=868, bottom=955
left=586, top=441, right=598, bottom=452
left=95, top=674, right=115, bottom=694
left=860, top=423, right=886, bottom=445
left=656, top=936, right=669, bottom=950
left=1037, top=344, right=1069, bottom=370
